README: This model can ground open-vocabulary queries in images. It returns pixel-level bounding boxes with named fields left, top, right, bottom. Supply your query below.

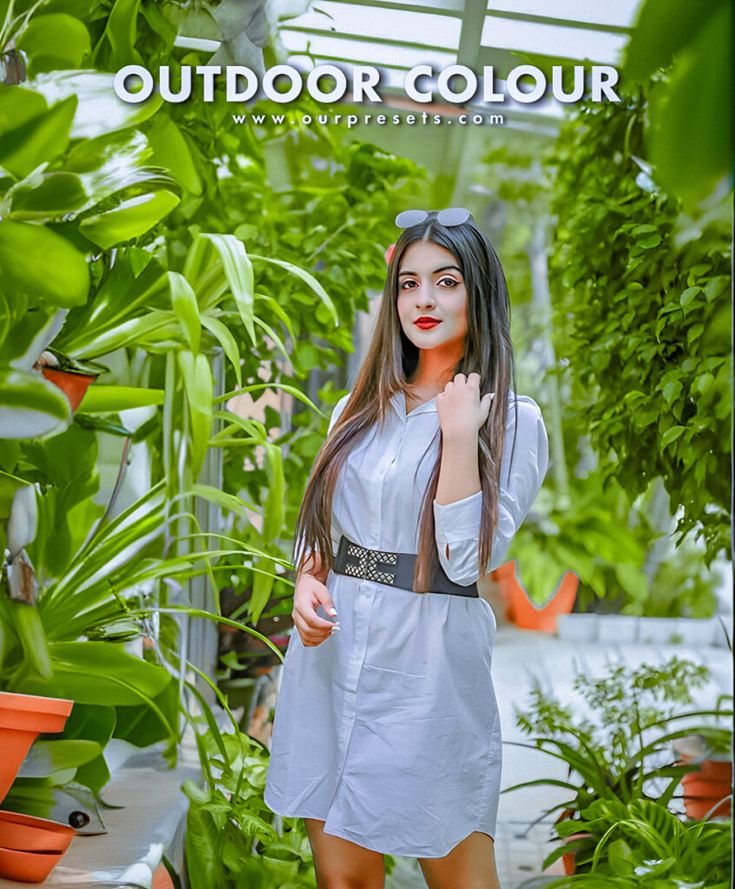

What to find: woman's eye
left=399, top=278, right=459, bottom=289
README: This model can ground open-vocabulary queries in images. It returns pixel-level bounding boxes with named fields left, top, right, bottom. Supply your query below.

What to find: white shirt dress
left=264, top=388, right=549, bottom=857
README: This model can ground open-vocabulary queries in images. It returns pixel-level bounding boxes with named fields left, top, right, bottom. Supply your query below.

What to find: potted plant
left=671, top=718, right=733, bottom=820
left=493, top=558, right=579, bottom=633
left=504, top=656, right=733, bottom=874
left=535, top=797, right=732, bottom=888
left=34, top=349, right=108, bottom=413
left=496, top=477, right=655, bottom=633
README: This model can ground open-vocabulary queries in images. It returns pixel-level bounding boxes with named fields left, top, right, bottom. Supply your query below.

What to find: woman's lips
left=414, top=319, right=441, bottom=329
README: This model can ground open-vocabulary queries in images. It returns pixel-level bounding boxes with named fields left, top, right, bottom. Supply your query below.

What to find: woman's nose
left=415, top=288, right=437, bottom=307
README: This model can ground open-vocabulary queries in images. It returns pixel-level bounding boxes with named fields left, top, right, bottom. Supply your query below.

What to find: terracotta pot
left=561, top=833, right=592, bottom=876
left=554, top=808, right=593, bottom=876
left=493, top=560, right=578, bottom=632
left=0, top=846, right=67, bottom=883
left=0, top=811, right=75, bottom=854
left=674, top=738, right=733, bottom=820
left=681, top=770, right=732, bottom=819
left=0, top=692, right=74, bottom=804
left=41, top=368, right=98, bottom=412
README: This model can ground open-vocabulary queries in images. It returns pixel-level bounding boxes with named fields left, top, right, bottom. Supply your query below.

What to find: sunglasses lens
left=437, top=208, right=471, bottom=226
left=395, top=209, right=427, bottom=228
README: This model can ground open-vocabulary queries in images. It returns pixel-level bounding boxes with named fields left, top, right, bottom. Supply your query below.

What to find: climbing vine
left=545, top=77, right=730, bottom=564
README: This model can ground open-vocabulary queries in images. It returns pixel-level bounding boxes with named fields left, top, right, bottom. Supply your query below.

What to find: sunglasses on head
left=394, top=207, right=472, bottom=228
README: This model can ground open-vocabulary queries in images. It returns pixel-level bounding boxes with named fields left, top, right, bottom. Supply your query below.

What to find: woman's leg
left=304, top=818, right=386, bottom=889
left=418, top=831, right=501, bottom=889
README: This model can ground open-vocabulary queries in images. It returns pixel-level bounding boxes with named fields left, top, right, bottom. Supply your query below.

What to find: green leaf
left=18, top=739, right=102, bottom=778
left=0, top=368, right=71, bottom=441
left=192, top=483, right=253, bottom=520
left=185, top=233, right=256, bottom=345
left=680, top=286, right=702, bottom=308
left=661, top=425, right=685, bottom=448
left=661, top=379, right=682, bottom=404
left=250, top=253, right=338, bottom=326
left=0, top=94, right=77, bottom=178
left=77, top=385, right=165, bottom=412
left=104, top=0, right=144, bottom=69
left=648, top=3, right=732, bottom=206
left=16, top=14, right=91, bottom=74
left=201, top=314, right=242, bottom=387
left=0, top=219, right=89, bottom=307
left=262, top=442, right=284, bottom=542
left=177, top=351, right=213, bottom=478
left=622, top=0, right=719, bottom=80
left=16, top=641, right=171, bottom=707
left=10, top=602, right=53, bottom=679
left=146, top=112, right=202, bottom=195
left=20, top=70, right=162, bottom=140
left=9, top=172, right=87, bottom=219
left=79, top=190, right=180, bottom=249
left=168, top=272, right=201, bottom=355
left=686, top=323, right=704, bottom=345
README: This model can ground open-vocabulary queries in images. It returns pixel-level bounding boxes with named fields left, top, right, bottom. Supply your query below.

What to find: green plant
left=504, top=656, right=733, bottom=871
left=545, top=77, right=730, bottom=565
left=183, top=674, right=317, bottom=889
left=181, top=669, right=399, bottom=888
left=506, top=471, right=656, bottom=608
left=641, top=534, right=719, bottom=617
left=622, top=0, right=732, bottom=210
left=543, top=797, right=731, bottom=887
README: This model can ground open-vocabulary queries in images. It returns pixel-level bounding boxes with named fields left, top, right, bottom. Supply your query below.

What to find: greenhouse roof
left=278, top=0, right=645, bottom=131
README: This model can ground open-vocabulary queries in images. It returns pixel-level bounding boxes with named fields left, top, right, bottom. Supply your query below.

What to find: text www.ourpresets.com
left=231, top=111, right=505, bottom=128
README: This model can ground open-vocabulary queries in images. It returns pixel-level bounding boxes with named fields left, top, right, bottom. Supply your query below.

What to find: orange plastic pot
left=493, top=560, right=578, bottom=632
left=40, top=368, right=98, bottom=412
left=0, top=811, right=75, bottom=854
left=681, top=770, right=732, bottom=819
left=554, top=808, right=593, bottom=876
left=0, top=692, right=74, bottom=804
left=561, top=833, right=592, bottom=876
left=675, top=749, right=732, bottom=820
left=0, top=846, right=67, bottom=883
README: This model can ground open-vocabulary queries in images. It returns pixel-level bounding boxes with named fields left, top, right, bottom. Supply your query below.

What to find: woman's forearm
left=435, top=431, right=481, bottom=505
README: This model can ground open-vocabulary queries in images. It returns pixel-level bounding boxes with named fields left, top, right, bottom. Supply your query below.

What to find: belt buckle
left=344, top=543, right=398, bottom=585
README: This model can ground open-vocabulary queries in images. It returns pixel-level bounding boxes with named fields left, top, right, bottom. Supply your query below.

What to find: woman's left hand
left=436, top=372, right=494, bottom=439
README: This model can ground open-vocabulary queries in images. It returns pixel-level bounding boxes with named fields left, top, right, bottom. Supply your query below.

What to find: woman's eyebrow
left=398, top=265, right=462, bottom=277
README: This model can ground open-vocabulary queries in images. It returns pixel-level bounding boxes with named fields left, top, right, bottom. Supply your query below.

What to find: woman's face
left=396, top=239, right=468, bottom=353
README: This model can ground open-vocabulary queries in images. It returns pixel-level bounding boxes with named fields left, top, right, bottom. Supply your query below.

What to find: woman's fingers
left=292, top=607, right=336, bottom=646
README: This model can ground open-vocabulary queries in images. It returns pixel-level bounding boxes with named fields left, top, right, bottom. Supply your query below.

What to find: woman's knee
left=303, top=819, right=385, bottom=889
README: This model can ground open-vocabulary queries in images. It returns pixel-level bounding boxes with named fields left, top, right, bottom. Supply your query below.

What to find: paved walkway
left=385, top=621, right=733, bottom=889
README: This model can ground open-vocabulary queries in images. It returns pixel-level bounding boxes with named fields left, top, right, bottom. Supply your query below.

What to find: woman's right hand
left=292, top=572, right=339, bottom=646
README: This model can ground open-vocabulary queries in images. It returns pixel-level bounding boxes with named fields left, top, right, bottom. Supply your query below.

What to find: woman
left=264, top=208, right=549, bottom=888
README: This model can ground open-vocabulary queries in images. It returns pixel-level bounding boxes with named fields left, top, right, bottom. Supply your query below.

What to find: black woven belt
left=334, top=534, right=479, bottom=598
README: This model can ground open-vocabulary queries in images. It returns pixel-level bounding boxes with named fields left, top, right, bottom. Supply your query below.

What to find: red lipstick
left=414, top=317, right=441, bottom=329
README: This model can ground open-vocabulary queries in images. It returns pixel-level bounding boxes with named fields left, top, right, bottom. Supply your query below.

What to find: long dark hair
left=293, top=214, right=519, bottom=592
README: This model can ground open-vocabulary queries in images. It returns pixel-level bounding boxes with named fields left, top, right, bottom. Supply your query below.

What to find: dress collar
left=389, top=387, right=519, bottom=421
left=390, top=389, right=438, bottom=420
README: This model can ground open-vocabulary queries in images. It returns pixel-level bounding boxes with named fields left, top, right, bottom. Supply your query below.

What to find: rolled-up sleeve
left=433, top=397, right=549, bottom=586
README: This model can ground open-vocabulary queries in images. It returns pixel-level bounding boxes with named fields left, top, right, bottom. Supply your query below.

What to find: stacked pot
left=0, top=692, right=76, bottom=883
